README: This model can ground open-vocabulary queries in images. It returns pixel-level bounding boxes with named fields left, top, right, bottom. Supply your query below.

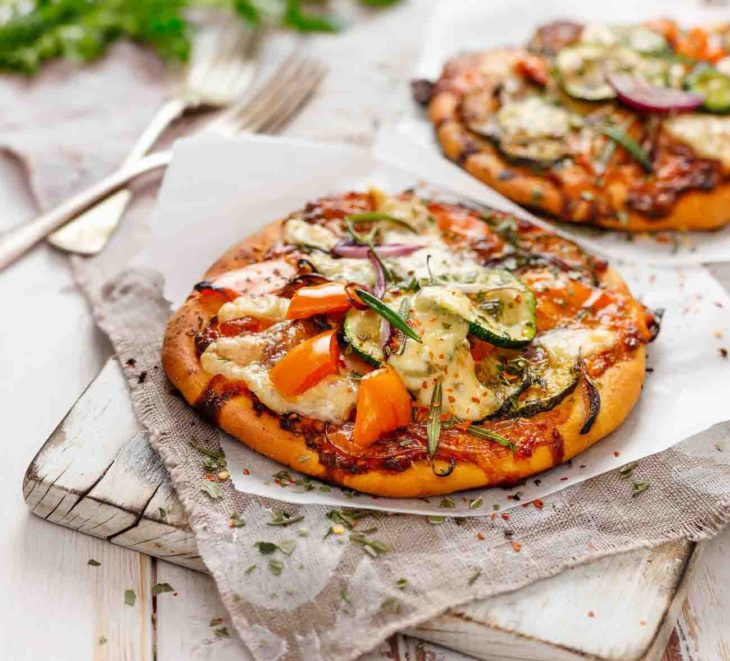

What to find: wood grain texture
left=24, top=355, right=702, bottom=660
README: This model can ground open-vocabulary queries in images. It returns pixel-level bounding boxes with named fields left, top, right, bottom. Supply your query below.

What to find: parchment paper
left=146, top=132, right=730, bottom=516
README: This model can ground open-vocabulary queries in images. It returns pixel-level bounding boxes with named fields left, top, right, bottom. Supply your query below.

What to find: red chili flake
left=613, top=451, right=621, bottom=457
left=639, top=620, right=646, bottom=626
left=448, top=395, right=456, bottom=404
left=476, top=532, right=485, bottom=541
left=560, top=477, right=568, bottom=481
left=533, top=499, right=544, bottom=509
left=421, top=381, right=428, bottom=389
left=242, top=469, right=250, bottom=476
left=500, top=513, right=510, bottom=521
left=587, top=611, right=595, bottom=618
left=511, top=542, right=522, bottom=552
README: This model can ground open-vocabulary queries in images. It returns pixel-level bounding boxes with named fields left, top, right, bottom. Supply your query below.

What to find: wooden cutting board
left=24, top=355, right=699, bottom=661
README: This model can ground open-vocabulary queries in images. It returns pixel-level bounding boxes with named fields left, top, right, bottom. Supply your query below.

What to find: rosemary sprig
left=601, top=125, right=653, bottom=173
left=355, top=289, right=422, bottom=343
left=465, top=425, right=515, bottom=451
left=427, top=381, right=443, bottom=459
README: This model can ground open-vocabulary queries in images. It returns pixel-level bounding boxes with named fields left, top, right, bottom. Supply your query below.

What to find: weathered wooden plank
left=409, top=541, right=697, bottom=661
left=23, top=355, right=703, bottom=661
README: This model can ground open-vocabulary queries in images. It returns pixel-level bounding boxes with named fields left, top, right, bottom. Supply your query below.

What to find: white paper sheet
left=148, top=132, right=730, bottom=516
left=398, top=0, right=730, bottom=266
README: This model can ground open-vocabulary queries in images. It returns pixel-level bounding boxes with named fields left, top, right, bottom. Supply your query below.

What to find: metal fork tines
left=0, top=51, right=326, bottom=272
left=209, top=52, right=326, bottom=137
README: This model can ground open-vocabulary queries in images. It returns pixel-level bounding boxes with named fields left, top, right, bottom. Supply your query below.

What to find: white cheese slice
left=239, top=364, right=357, bottom=424
left=664, top=115, right=730, bottom=172
left=201, top=331, right=357, bottom=423
left=497, top=96, right=572, bottom=140
left=218, top=294, right=289, bottom=323
left=283, top=218, right=338, bottom=251
left=306, top=253, right=376, bottom=285
left=538, top=327, right=618, bottom=361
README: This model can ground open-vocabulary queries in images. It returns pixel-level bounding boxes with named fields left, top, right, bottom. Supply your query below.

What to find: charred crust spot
left=411, top=78, right=435, bottom=106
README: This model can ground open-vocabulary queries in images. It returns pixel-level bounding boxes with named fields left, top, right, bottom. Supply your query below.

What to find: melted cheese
left=497, top=97, right=572, bottom=140
left=538, top=327, right=618, bottom=361
left=239, top=364, right=357, bottom=423
left=201, top=330, right=357, bottom=423
left=664, top=115, right=730, bottom=171
left=218, top=294, right=289, bottom=323
left=373, top=191, right=432, bottom=232
left=306, top=253, right=376, bottom=285
left=283, top=218, right=338, bottom=251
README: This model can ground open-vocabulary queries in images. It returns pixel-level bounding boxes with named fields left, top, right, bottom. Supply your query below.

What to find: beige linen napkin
left=2, top=25, right=730, bottom=661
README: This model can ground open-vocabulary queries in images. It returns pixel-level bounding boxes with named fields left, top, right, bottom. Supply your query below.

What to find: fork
left=47, top=19, right=258, bottom=256
left=0, top=52, right=326, bottom=272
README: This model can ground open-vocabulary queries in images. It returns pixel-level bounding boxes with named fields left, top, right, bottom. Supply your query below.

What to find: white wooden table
left=2, top=5, right=730, bottom=656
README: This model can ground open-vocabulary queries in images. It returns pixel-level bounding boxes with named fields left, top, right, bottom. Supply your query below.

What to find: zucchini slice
left=556, top=44, right=617, bottom=101
left=343, top=308, right=384, bottom=366
left=685, top=65, right=730, bottom=114
left=496, top=346, right=580, bottom=418
left=427, top=271, right=537, bottom=348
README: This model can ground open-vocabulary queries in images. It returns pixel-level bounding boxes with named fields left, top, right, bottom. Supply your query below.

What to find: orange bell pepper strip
left=270, top=329, right=339, bottom=397
left=676, top=27, right=725, bottom=62
left=286, top=282, right=352, bottom=320
left=353, top=366, right=412, bottom=449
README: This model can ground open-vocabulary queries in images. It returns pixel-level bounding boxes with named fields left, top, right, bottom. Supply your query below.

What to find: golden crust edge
left=161, top=219, right=648, bottom=498
left=430, top=94, right=730, bottom=233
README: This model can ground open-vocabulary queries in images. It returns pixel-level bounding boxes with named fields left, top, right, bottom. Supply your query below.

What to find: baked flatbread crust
left=427, top=42, right=730, bottom=232
left=162, top=196, right=655, bottom=497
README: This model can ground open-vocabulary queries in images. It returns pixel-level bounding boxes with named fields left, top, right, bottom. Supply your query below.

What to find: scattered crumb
left=125, top=358, right=136, bottom=367
left=587, top=610, right=595, bottom=618
left=720, top=348, right=728, bottom=359
left=511, top=541, right=522, bottom=552
left=639, top=619, right=646, bottom=626
left=613, top=451, right=621, bottom=457
left=532, top=499, right=544, bottom=510
left=500, top=513, right=510, bottom=521
left=476, top=532, right=485, bottom=541
left=137, top=371, right=147, bottom=384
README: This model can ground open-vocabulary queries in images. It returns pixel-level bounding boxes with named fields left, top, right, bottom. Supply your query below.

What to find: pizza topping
left=607, top=73, right=704, bottom=113
left=218, top=294, right=289, bottom=323
left=283, top=218, right=339, bottom=251
left=286, top=282, right=353, bottom=320
left=269, top=329, right=340, bottom=397
left=426, top=271, right=537, bottom=348
left=663, top=114, right=730, bottom=171
left=352, top=366, right=412, bottom=449
left=684, top=64, right=730, bottom=113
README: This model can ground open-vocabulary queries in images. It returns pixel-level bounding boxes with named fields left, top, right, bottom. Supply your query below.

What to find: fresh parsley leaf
left=201, top=480, right=222, bottom=500
left=151, top=582, right=174, bottom=596
left=124, top=589, right=136, bottom=607
left=87, top=559, right=101, bottom=567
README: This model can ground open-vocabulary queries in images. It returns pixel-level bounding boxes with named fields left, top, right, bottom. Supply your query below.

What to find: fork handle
left=0, top=150, right=172, bottom=271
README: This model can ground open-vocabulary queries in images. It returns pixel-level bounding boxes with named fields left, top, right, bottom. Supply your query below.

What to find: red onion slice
left=332, top=241, right=422, bottom=258
left=607, top=74, right=704, bottom=113
left=367, top=250, right=386, bottom=299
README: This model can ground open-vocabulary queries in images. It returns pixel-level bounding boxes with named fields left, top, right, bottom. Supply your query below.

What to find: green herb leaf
left=427, top=515, right=446, bottom=525
left=229, top=513, right=246, bottom=528
left=254, top=541, right=279, bottom=555
left=151, top=582, right=174, bottom=596
left=350, top=532, right=389, bottom=557
left=618, top=461, right=638, bottom=479
left=601, top=126, right=653, bottom=173
left=214, top=626, right=231, bottom=638
left=467, top=569, right=482, bottom=586
left=465, top=425, right=515, bottom=451
left=283, top=0, right=340, bottom=33
left=267, top=511, right=305, bottom=527
left=87, top=559, right=101, bottom=567
left=396, top=577, right=409, bottom=590
left=201, top=480, right=223, bottom=500
left=427, top=381, right=443, bottom=458
left=124, top=589, right=136, bottom=607
left=98, top=636, right=107, bottom=646
left=278, top=540, right=297, bottom=555
left=439, top=496, right=455, bottom=509
left=631, top=480, right=650, bottom=497
left=244, top=564, right=257, bottom=575
left=469, top=496, right=484, bottom=510
left=356, top=288, right=422, bottom=342
left=269, top=559, right=284, bottom=576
